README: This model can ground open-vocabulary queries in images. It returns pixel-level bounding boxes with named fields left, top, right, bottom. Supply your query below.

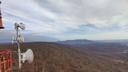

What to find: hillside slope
left=0, top=42, right=128, bottom=72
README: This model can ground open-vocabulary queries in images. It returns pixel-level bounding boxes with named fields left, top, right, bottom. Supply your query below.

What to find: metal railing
left=0, top=50, right=12, bottom=72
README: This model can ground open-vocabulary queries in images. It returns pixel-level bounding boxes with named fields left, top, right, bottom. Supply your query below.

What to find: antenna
left=0, top=1, right=4, bottom=29
left=21, top=49, right=34, bottom=63
left=14, top=23, right=34, bottom=69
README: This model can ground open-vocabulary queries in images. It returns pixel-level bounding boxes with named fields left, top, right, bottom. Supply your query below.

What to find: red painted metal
left=0, top=50, right=12, bottom=72
left=0, top=1, right=4, bottom=29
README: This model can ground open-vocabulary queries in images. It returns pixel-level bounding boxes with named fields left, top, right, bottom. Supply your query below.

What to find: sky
left=1, top=0, right=128, bottom=41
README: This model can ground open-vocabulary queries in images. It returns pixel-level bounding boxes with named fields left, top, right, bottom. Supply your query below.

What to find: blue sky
left=1, top=0, right=128, bottom=40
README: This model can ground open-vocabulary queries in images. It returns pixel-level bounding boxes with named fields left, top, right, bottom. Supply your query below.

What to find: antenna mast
left=15, top=23, right=25, bottom=69
left=14, top=23, right=34, bottom=70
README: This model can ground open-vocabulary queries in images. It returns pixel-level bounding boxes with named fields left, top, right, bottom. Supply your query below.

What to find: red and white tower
left=0, top=1, right=4, bottom=29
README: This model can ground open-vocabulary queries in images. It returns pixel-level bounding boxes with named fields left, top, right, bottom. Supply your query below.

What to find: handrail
left=0, top=50, right=12, bottom=72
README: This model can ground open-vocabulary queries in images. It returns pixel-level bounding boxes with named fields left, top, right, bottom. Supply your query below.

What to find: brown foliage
left=0, top=42, right=128, bottom=72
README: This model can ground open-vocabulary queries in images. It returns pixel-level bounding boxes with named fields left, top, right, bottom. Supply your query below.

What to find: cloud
left=1, top=0, right=128, bottom=40
left=55, top=30, right=128, bottom=40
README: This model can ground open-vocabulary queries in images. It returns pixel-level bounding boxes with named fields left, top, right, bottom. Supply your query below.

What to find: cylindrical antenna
left=14, top=23, right=25, bottom=69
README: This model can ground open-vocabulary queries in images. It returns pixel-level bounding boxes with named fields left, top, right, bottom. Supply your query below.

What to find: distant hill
left=0, top=42, right=128, bottom=72
left=97, top=39, right=128, bottom=44
left=57, top=39, right=128, bottom=54
left=57, top=39, right=98, bottom=45
left=57, top=39, right=128, bottom=45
